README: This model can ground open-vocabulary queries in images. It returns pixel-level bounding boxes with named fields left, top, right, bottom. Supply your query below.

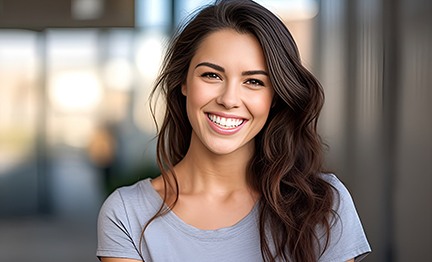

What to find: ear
left=181, top=83, right=187, bottom=96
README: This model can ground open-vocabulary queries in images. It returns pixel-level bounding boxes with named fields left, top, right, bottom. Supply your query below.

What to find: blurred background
left=0, top=0, right=430, bottom=261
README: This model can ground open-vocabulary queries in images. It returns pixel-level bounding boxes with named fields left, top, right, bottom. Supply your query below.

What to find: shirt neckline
left=140, top=178, right=260, bottom=241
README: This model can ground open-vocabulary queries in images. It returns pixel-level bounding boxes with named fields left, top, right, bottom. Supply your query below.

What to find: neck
left=174, top=134, right=253, bottom=195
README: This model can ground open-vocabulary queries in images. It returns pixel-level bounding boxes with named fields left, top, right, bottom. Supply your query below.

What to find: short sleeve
left=96, top=190, right=143, bottom=260
left=318, top=174, right=371, bottom=262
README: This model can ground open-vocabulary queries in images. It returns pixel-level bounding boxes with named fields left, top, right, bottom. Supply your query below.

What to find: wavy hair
left=145, top=0, right=336, bottom=261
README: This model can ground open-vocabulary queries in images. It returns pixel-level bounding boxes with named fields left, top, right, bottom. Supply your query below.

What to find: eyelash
left=200, top=72, right=265, bottom=87
left=201, top=72, right=221, bottom=80
left=245, top=78, right=264, bottom=87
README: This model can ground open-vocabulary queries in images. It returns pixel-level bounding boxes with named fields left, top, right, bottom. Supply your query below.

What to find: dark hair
left=146, top=0, right=336, bottom=261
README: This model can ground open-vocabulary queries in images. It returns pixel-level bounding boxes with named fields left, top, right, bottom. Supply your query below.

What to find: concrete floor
left=0, top=147, right=105, bottom=262
left=0, top=215, right=100, bottom=262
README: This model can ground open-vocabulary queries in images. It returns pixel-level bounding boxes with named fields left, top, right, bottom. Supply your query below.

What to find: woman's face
left=182, top=29, right=274, bottom=156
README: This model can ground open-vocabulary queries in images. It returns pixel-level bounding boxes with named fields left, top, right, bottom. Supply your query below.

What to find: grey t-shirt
left=97, top=174, right=371, bottom=261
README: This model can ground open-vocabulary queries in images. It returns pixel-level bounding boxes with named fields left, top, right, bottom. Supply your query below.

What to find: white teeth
left=220, top=117, right=226, bottom=126
left=208, top=114, right=244, bottom=128
left=226, top=118, right=233, bottom=126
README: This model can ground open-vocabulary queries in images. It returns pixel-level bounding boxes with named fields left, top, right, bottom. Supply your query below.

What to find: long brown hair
left=146, top=0, right=336, bottom=261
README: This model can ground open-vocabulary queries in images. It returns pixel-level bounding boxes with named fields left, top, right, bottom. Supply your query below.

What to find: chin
left=205, top=141, right=253, bottom=157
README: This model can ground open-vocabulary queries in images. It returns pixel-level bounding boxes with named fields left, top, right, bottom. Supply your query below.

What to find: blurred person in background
left=87, top=122, right=118, bottom=193
left=96, top=0, right=371, bottom=261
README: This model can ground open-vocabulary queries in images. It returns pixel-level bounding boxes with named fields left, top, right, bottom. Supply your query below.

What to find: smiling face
left=181, top=29, right=274, bottom=157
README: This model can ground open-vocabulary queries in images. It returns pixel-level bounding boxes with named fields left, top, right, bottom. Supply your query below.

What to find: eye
left=245, top=78, right=265, bottom=87
left=201, top=72, right=221, bottom=80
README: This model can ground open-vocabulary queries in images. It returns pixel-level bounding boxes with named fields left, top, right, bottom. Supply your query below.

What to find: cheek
left=187, top=83, right=214, bottom=108
left=248, top=92, right=274, bottom=118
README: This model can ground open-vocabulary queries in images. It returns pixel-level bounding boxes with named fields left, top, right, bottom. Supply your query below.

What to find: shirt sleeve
left=318, top=174, right=371, bottom=262
left=96, top=190, right=143, bottom=261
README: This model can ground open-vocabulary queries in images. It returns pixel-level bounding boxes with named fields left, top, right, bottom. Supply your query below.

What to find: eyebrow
left=195, top=62, right=268, bottom=76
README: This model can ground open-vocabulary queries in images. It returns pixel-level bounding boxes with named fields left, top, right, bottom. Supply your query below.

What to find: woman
left=97, top=0, right=371, bottom=261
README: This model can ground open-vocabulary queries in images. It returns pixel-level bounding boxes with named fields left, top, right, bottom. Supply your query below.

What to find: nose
left=216, top=81, right=241, bottom=109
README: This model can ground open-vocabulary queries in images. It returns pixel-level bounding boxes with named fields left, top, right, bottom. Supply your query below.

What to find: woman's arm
left=101, top=258, right=142, bottom=262
left=347, top=259, right=354, bottom=262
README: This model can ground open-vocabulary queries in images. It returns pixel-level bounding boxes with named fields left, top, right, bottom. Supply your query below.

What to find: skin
left=181, top=30, right=274, bottom=158
left=101, top=29, right=355, bottom=262
left=101, top=259, right=141, bottom=262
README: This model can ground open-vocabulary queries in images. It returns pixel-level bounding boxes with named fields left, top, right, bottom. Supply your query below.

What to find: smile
left=207, top=113, right=245, bottom=129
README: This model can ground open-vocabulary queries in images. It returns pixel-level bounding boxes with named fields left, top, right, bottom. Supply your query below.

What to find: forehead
left=190, top=29, right=267, bottom=68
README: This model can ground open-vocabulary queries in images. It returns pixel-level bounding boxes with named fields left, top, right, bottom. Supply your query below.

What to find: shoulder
left=97, top=178, right=160, bottom=260
left=319, top=173, right=353, bottom=210
left=319, top=173, right=348, bottom=193
left=319, top=173, right=362, bottom=225
left=101, top=179, right=147, bottom=208
left=317, top=173, right=372, bottom=261
left=98, top=178, right=160, bottom=225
